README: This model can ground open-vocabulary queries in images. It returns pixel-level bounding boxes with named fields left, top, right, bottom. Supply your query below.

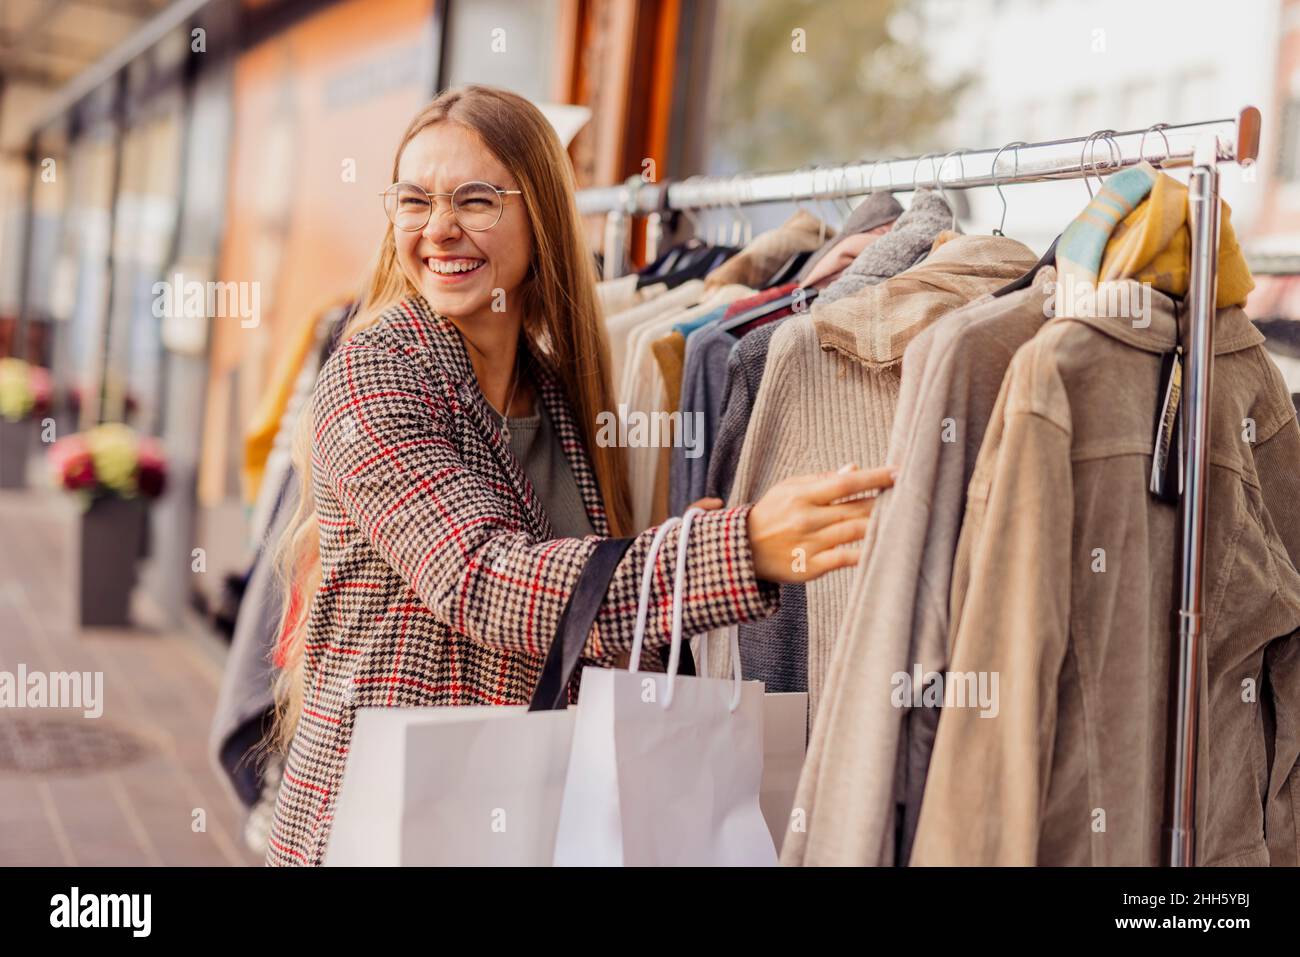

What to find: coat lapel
left=401, top=295, right=609, bottom=539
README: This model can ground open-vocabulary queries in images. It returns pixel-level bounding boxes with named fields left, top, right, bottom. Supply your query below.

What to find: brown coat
left=266, top=296, right=778, bottom=866
left=911, top=279, right=1300, bottom=866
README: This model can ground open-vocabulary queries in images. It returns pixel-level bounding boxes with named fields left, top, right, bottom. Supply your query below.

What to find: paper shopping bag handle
left=528, top=536, right=636, bottom=712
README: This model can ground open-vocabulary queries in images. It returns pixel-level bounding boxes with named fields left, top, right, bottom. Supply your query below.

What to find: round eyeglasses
left=381, top=180, right=523, bottom=232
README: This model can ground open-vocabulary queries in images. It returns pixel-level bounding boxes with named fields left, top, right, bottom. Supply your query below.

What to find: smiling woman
left=263, top=85, right=891, bottom=866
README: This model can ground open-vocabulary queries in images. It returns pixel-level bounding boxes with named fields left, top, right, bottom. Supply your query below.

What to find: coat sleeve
left=311, top=335, right=779, bottom=662
left=909, top=356, right=1073, bottom=866
left=1253, top=394, right=1300, bottom=865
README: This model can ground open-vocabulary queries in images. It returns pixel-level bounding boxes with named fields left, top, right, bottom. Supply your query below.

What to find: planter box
left=79, top=496, right=148, bottom=627
left=0, top=418, right=33, bottom=488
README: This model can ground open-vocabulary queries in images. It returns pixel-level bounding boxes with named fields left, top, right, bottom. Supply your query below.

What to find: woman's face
left=393, top=122, right=533, bottom=326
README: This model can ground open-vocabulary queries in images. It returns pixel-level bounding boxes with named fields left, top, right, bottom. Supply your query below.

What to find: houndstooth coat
left=266, top=295, right=780, bottom=866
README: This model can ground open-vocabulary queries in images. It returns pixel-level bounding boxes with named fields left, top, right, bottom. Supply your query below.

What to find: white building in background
left=913, top=0, right=1283, bottom=254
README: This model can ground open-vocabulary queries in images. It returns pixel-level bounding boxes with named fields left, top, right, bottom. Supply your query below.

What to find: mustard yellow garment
left=1101, top=168, right=1254, bottom=308
left=241, top=309, right=322, bottom=503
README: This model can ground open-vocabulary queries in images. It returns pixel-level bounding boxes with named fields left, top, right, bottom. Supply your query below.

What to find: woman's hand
left=746, top=465, right=894, bottom=583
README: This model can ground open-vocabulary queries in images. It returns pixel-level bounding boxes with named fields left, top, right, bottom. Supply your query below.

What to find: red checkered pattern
left=266, top=295, right=779, bottom=866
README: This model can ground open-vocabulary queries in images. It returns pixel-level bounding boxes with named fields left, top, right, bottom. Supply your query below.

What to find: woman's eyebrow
left=398, top=177, right=514, bottom=191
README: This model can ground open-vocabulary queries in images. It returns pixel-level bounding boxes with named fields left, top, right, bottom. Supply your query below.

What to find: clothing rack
left=577, top=107, right=1263, bottom=867
left=1248, top=252, right=1300, bottom=276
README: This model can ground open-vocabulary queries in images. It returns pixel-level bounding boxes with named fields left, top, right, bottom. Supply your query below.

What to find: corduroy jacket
left=911, top=281, right=1300, bottom=866
left=266, top=296, right=779, bottom=867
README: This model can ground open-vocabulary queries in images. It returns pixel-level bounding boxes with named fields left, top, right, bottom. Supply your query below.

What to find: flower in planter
left=86, top=423, right=139, bottom=495
left=136, top=437, right=167, bottom=498
left=50, top=434, right=96, bottom=491
left=0, top=358, right=35, bottom=422
left=48, top=424, right=168, bottom=503
left=29, top=366, right=52, bottom=418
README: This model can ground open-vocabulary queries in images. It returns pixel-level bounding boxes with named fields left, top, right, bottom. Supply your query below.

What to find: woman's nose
left=421, top=202, right=461, bottom=244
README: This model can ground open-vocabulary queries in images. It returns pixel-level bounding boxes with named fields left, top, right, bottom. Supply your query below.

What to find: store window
left=697, top=0, right=968, bottom=176
left=440, top=0, right=564, bottom=101
left=60, top=110, right=118, bottom=428
left=102, top=46, right=186, bottom=434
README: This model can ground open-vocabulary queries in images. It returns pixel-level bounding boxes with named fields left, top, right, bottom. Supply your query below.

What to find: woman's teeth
left=427, top=259, right=484, bottom=275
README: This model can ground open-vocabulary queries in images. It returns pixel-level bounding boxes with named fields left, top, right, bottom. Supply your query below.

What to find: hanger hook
left=861, top=158, right=880, bottom=196
left=1138, top=122, right=1172, bottom=167
left=937, top=148, right=969, bottom=230
left=873, top=157, right=894, bottom=196
left=1079, top=131, right=1104, bottom=198
left=911, top=152, right=939, bottom=193
left=726, top=173, right=746, bottom=247
left=834, top=165, right=853, bottom=222
left=790, top=164, right=814, bottom=222
left=991, top=140, right=1028, bottom=236
left=678, top=176, right=703, bottom=239
left=807, top=164, right=831, bottom=244
left=713, top=178, right=729, bottom=246
left=703, top=175, right=724, bottom=245
left=1082, top=129, right=1121, bottom=197
left=1101, top=130, right=1122, bottom=175
left=868, top=157, right=896, bottom=195
left=742, top=175, right=754, bottom=244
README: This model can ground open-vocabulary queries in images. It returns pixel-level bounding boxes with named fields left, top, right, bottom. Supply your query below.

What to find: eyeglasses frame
left=380, top=180, right=524, bottom=232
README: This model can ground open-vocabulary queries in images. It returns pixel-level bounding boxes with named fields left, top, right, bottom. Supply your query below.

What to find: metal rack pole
left=602, top=209, right=629, bottom=280
left=1169, top=137, right=1223, bottom=868
left=576, top=110, right=1258, bottom=216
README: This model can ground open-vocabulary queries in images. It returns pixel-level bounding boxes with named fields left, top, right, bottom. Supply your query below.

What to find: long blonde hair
left=270, top=85, right=632, bottom=750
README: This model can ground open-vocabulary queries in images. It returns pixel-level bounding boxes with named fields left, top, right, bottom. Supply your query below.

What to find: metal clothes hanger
left=1080, top=129, right=1121, bottom=198
left=1139, top=122, right=1172, bottom=167
left=936, top=148, right=971, bottom=230
left=990, top=140, right=1027, bottom=236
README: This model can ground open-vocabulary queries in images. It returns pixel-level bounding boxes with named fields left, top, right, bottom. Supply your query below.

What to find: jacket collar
left=394, top=295, right=610, bottom=537
left=1048, top=273, right=1264, bottom=356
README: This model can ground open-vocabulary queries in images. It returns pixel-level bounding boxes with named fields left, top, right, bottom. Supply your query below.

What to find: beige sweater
left=705, top=316, right=898, bottom=717
left=706, top=236, right=1038, bottom=720
left=782, top=268, right=1047, bottom=868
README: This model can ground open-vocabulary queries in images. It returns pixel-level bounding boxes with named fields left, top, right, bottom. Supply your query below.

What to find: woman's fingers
left=748, top=466, right=894, bottom=584
left=803, top=465, right=895, bottom=506
left=811, top=516, right=873, bottom=551
left=808, top=493, right=878, bottom=529
left=807, top=544, right=864, bottom=577
left=796, top=518, right=872, bottom=578
left=686, top=497, right=723, bottom=512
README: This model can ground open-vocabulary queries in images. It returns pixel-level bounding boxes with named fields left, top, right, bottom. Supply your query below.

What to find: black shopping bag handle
left=528, top=534, right=701, bottom=711
left=529, top=537, right=636, bottom=711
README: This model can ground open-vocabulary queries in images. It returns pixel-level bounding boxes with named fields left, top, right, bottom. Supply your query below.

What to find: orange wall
left=199, top=0, right=438, bottom=505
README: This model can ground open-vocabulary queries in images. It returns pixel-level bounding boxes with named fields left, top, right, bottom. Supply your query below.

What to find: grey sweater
left=507, top=402, right=596, bottom=539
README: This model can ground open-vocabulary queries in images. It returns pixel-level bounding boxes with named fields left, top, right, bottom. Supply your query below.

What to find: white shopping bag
left=759, top=692, right=807, bottom=853
left=324, top=705, right=575, bottom=866
left=324, top=536, right=638, bottom=867
left=695, top=628, right=809, bottom=855
left=554, top=508, right=777, bottom=866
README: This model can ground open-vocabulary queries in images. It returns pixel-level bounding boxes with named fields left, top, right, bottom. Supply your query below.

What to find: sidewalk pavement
left=0, top=488, right=262, bottom=866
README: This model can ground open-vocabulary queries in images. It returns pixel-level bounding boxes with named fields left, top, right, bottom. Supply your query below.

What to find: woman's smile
left=423, top=254, right=487, bottom=283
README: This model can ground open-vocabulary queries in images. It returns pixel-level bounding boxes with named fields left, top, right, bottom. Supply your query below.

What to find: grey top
left=506, top=401, right=597, bottom=540
left=671, top=319, right=738, bottom=516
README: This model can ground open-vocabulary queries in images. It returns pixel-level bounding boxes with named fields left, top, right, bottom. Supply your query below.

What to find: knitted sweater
left=705, top=235, right=1039, bottom=719
left=704, top=315, right=899, bottom=716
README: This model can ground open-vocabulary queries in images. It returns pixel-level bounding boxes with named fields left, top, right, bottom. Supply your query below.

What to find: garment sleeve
left=1253, top=399, right=1300, bottom=865
left=704, top=344, right=749, bottom=502
left=312, top=337, right=780, bottom=662
left=909, top=371, right=1073, bottom=866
